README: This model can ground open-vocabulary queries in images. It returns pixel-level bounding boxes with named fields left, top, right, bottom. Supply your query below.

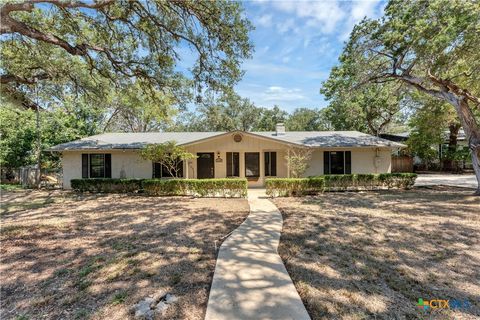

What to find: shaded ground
left=0, top=190, right=249, bottom=320
left=273, top=186, right=480, bottom=320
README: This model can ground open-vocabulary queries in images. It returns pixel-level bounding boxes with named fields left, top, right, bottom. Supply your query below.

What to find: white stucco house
left=49, top=124, right=405, bottom=189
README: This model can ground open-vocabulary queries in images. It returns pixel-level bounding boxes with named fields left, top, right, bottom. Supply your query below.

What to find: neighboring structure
left=381, top=129, right=472, bottom=171
left=49, top=124, right=405, bottom=189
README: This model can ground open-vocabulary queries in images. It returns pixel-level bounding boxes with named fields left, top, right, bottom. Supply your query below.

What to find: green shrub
left=142, top=178, right=248, bottom=198
left=71, top=179, right=143, bottom=193
left=71, top=178, right=248, bottom=197
left=266, top=173, right=417, bottom=197
left=265, top=177, right=325, bottom=197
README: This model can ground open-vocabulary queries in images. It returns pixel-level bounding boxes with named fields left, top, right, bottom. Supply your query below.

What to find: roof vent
left=275, top=123, right=286, bottom=136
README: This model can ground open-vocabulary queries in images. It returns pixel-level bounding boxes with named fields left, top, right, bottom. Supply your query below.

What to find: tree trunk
left=451, top=97, right=480, bottom=195
left=443, top=123, right=461, bottom=171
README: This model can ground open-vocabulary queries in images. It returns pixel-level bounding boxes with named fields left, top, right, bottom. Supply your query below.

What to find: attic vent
left=233, top=134, right=242, bottom=143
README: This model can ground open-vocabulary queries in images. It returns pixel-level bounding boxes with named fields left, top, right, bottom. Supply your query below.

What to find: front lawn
left=0, top=190, right=249, bottom=320
left=274, top=187, right=480, bottom=320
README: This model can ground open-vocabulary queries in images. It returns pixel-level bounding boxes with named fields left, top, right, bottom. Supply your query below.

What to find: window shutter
left=82, top=154, right=89, bottom=178
left=226, top=152, right=233, bottom=176
left=233, top=152, right=239, bottom=176
left=323, top=151, right=330, bottom=174
left=264, top=152, right=270, bottom=176
left=271, top=152, right=277, bottom=176
left=345, top=151, right=351, bottom=174
left=105, top=154, right=112, bottom=178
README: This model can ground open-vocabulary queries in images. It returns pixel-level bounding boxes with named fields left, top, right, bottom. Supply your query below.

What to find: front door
left=197, top=153, right=214, bottom=179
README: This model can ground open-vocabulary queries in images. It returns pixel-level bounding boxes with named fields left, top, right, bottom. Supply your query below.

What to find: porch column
left=185, top=160, right=189, bottom=179
left=287, top=149, right=290, bottom=178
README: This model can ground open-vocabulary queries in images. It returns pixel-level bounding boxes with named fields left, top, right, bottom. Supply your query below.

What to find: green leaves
left=140, top=141, right=196, bottom=178
left=1, top=0, right=253, bottom=103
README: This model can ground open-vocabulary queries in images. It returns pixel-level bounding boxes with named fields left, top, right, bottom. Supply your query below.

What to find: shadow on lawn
left=275, top=188, right=480, bottom=320
left=0, top=192, right=249, bottom=320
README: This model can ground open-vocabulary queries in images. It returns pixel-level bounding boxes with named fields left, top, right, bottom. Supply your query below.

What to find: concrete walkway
left=205, top=189, right=310, bottom=320
left=415, top=174, right=477, bottom=189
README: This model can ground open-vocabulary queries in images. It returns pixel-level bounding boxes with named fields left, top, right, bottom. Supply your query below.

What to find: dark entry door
left=197, top=153, right=214, bottom=179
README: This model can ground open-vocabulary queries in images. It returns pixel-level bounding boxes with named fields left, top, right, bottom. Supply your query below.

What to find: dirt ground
left=274, top=186, right=480, bottom=320
left=0, top=190, right=249, bottom=320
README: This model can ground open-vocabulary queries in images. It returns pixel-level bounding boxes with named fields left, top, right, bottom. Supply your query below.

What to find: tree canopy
left=0, top=0, right=253, bottom=106
left=321, top=0, right=480, bottom=192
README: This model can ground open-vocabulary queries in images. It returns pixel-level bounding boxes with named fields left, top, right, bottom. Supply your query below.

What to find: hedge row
left=70, top=178, right=247, bottom=198
left=265, top=173, right=417, bottom=197
left=142, top=178, right=247, bottom=197
left=71, top=178, right=143, bottom=193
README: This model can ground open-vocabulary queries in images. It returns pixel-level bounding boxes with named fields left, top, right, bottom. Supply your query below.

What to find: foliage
left=0, top=100, right=99, bottom=168
left=405, top=93, right=462, bottom=167
left=0, top=184, right=23, bottom=191
left=103, top=81, right=180, bottom=132
left=256, top=106, right=289, bottom=131
left=264, top=177, right=325, bottom=197
left=285, top=147, right=313, bottom=178
left=286, top=108, right=330, bottom=131
left=321, top=81, right=404, bottom=135
left=173, top=92, right=261, bottom=132
left=140, top=141, right=196, bottom=178
left=0, top=103, right=36, bottom=168
left=0, top=1, right=253, bottom=103
left=71, top=179, right=143, bottom=193
left=265, top=173, right=418, bottom=197
left=142, top=178, right=247, bottom=197
left=327, top=0, right=480, bottom=190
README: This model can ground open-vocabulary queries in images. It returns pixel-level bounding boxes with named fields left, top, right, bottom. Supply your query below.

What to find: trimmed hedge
left=142, top=178, right=247, bottom=197
left=265, top=173, right=417, bottom=197
left=71, top=178, right=248, bottom=198
left=71, top=178, right=143, bottom=193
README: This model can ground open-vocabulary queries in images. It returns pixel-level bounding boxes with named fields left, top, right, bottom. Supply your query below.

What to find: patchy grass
left=0, top=184, right=23, bottom=191
left=0, top=190, right=249, bottom=320
left=0, top=189, right=61, bottom=216
left=274, top=187, right=480, bottom=320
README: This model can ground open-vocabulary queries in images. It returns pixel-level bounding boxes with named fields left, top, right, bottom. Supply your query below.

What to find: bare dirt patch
left=1, top=190, right=249, bottom=320
left=273, top=187, right=480, bottom=320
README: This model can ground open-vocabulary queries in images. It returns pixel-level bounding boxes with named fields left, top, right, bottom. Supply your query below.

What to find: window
left=153, top=160, right=183, bottom=178
left=226, top=152, right=240, bottom=177
left=264, top=152, right=277, bottom=176
left=82, top=154, right=111, bottom=178
left=324, top=151, right=351, bottom=174
left=245, top=152, right=260, bottom=177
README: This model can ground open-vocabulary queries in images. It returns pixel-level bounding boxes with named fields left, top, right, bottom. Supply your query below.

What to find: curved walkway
left=205, top=189, right=310, bottom=320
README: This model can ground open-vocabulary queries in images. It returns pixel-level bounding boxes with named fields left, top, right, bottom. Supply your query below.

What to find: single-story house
left=49, top=124, right=405, bottom=189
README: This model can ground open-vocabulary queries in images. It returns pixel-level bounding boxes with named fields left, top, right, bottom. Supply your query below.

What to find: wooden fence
left=391, top=156, right=414, bottom=173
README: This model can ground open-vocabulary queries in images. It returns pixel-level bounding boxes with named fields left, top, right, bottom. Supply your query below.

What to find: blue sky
left=235, top=0, right=386, bottom=112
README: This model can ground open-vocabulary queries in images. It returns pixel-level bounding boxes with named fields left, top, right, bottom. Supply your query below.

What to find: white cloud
left=282, top=56, right=291, bottom=63
left=257, top=14, right=273, bottom=27
left=272, top=0, right=345, bottom=34
left=276, top=18, right=299, bottom=34
left=263, top=86, right=305, bottom=101
left=268, top=0, right=383, bottom=38
left=342, top=0, right=384, bottom=39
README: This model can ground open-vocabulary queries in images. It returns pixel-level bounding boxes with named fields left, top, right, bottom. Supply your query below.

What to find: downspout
left=374, top=148, right=380, bottom=174
left=287, top=148, right=290, bottom=178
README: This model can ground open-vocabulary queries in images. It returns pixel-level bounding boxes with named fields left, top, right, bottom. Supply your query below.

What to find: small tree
left=141, top=141, right=196, bottom=178
left=285, top=147, right=313, bottom=178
